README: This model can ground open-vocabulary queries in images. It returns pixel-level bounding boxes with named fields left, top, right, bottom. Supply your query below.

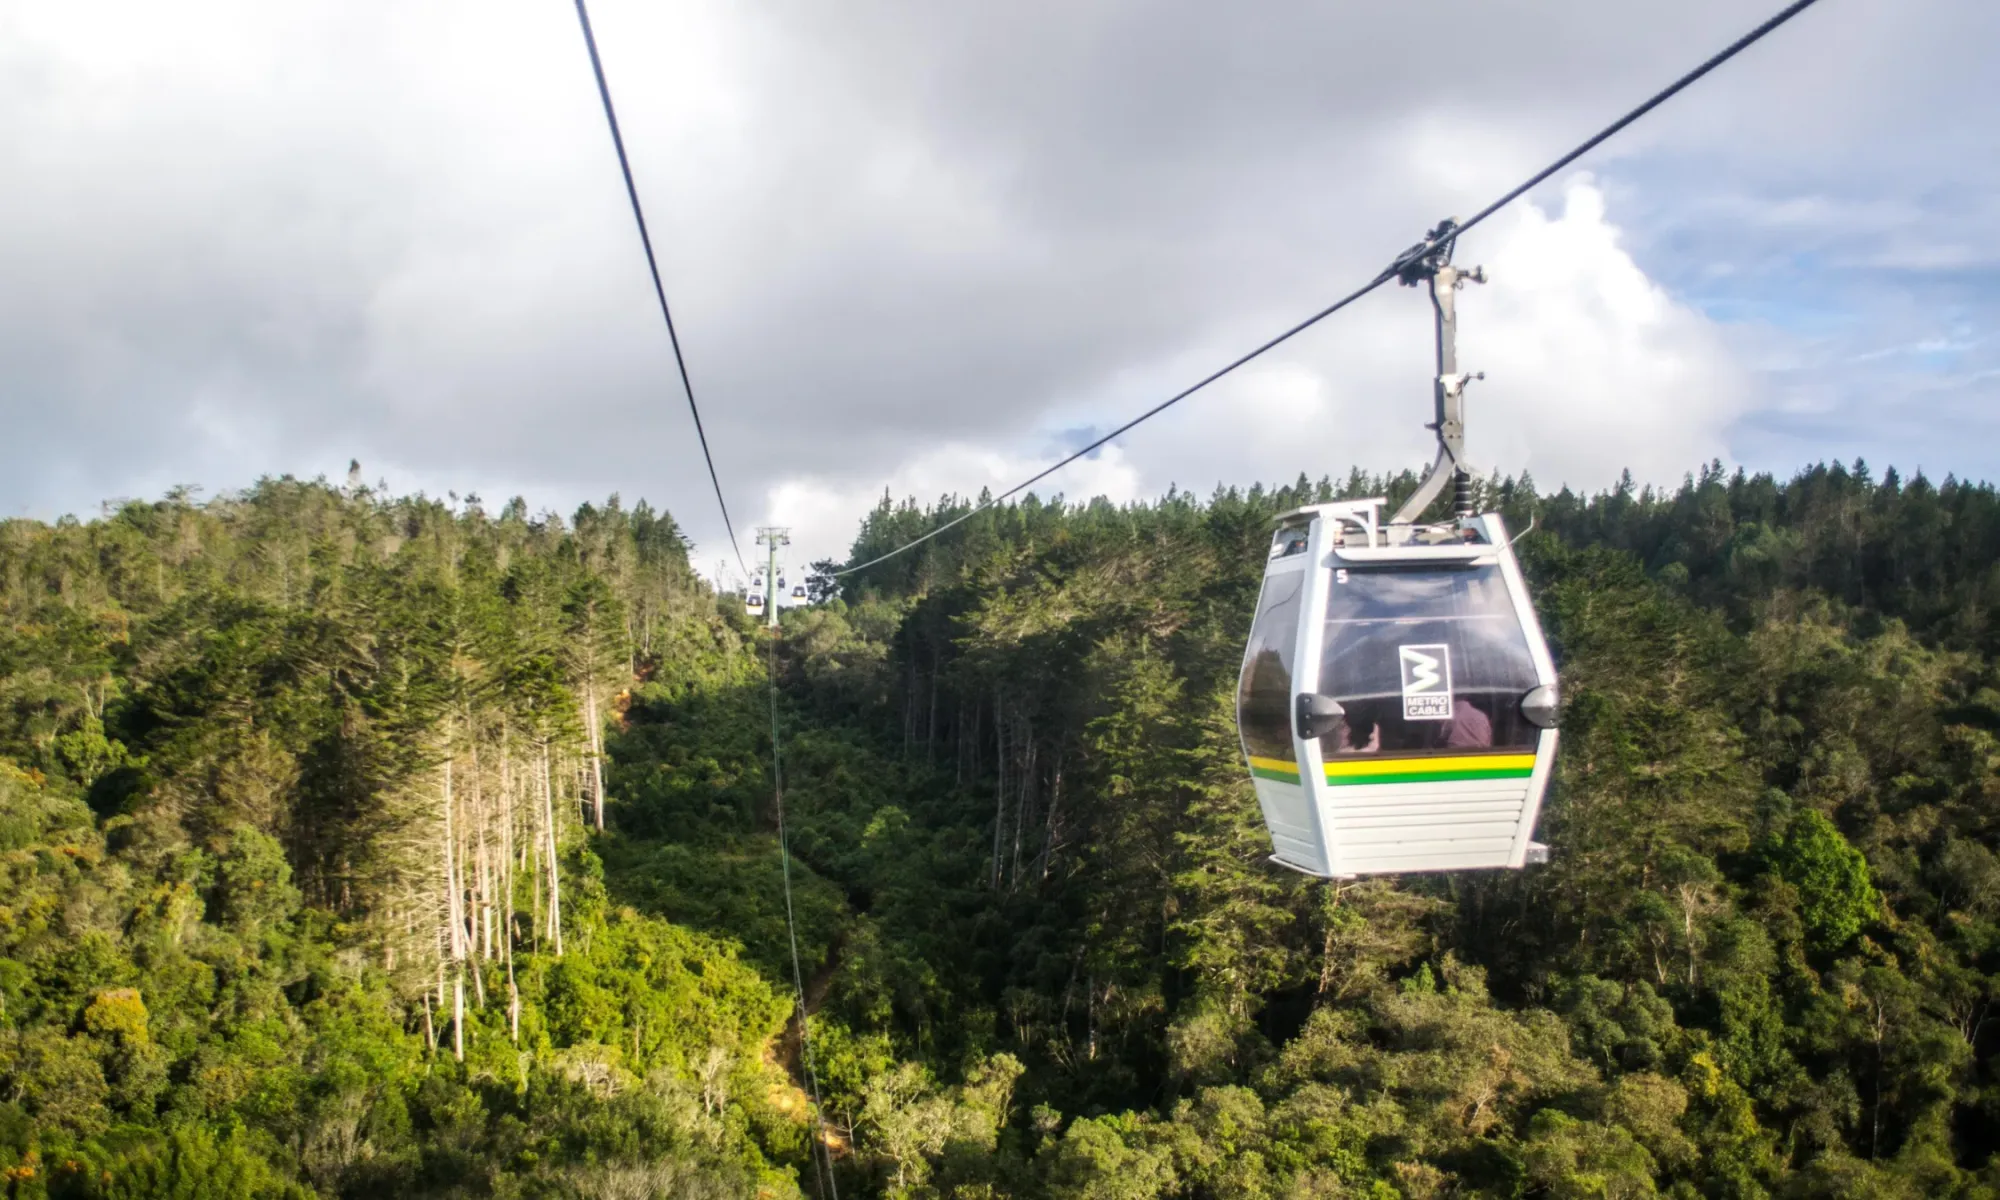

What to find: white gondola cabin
left=1238, top=498, right=1557, bottom=877
left=745, top=590, right=766, bottom=616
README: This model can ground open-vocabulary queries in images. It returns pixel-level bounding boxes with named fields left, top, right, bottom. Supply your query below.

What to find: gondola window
left=1237, top=569, right=1303, bottom=767
left=1316, top=565, right=1540, bottom=758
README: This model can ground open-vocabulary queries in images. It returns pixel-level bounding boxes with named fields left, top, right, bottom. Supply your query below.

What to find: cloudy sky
left=2, top=0, right=1994, bottom=579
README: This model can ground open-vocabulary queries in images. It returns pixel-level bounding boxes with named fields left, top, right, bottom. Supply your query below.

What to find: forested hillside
left=3, top=460, right=1999, bottom=1198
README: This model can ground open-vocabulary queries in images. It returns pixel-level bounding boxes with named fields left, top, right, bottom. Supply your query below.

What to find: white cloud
left=761, top=177, right=1751, bottom=565
left=758, top=441, right=1142, bottom=583
left=3, top=0, right=1996, bottom=546
left=1466, top=179, right=1751, bottom=490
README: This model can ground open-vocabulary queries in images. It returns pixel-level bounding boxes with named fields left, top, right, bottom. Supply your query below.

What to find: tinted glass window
left=1269, top=520, right=1310, bottom=561
left=1316, top=564, right=1539, bottom=757
left=1238, top=568, right=1303, bottom=762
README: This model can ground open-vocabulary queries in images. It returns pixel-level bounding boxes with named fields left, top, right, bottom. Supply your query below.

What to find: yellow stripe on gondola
left=1247, top=756, right=1301, bottom=782
left=1248, top=753, right=1536, bottom=786
left=1322, top=754, right=1536, bottom=778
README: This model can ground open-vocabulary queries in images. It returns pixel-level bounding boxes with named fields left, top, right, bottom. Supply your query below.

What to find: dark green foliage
left=3, top=460, right=2000, bottom=1197
left=60, top=1125, right=310, bottom=1200
left=0, top=482, right=801, bottom=1198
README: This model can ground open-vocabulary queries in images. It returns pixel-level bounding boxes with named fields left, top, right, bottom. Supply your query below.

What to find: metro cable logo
left=1398, top=644, right=1453, bottom=720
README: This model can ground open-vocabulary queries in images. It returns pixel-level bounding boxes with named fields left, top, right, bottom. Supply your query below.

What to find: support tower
left=755, top=527, right=790, bottom=630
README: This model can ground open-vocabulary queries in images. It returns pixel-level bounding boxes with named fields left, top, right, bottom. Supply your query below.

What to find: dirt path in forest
left=763, top=934, right=849, bottom=1154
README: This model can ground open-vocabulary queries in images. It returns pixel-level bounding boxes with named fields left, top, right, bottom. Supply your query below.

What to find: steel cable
left=572, top=0, right=749, bottom=575
left=832, top=0, right=1827, bottom=579
left=768, top=630, right=840, bottom=1200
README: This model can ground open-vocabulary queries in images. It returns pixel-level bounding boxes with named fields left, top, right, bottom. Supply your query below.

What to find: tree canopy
left=2, top=460, right=1999, bottom=1198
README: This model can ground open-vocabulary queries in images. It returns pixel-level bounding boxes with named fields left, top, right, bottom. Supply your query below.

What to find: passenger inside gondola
left=1316, top=564, right=1536, bottom=758
left=1447, top=698, right=1492, bottom=748
left=1326, top=712, right=1379, bottom=753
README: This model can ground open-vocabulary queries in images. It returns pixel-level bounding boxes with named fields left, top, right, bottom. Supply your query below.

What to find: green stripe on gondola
left=1323, top=764, right=1534, bottom=786
left=1247, top=754, right=1535, bottom=786
left=1249, top=759, right=1301, bottom=783
left=1324, top=752, right=1536, bottom=784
